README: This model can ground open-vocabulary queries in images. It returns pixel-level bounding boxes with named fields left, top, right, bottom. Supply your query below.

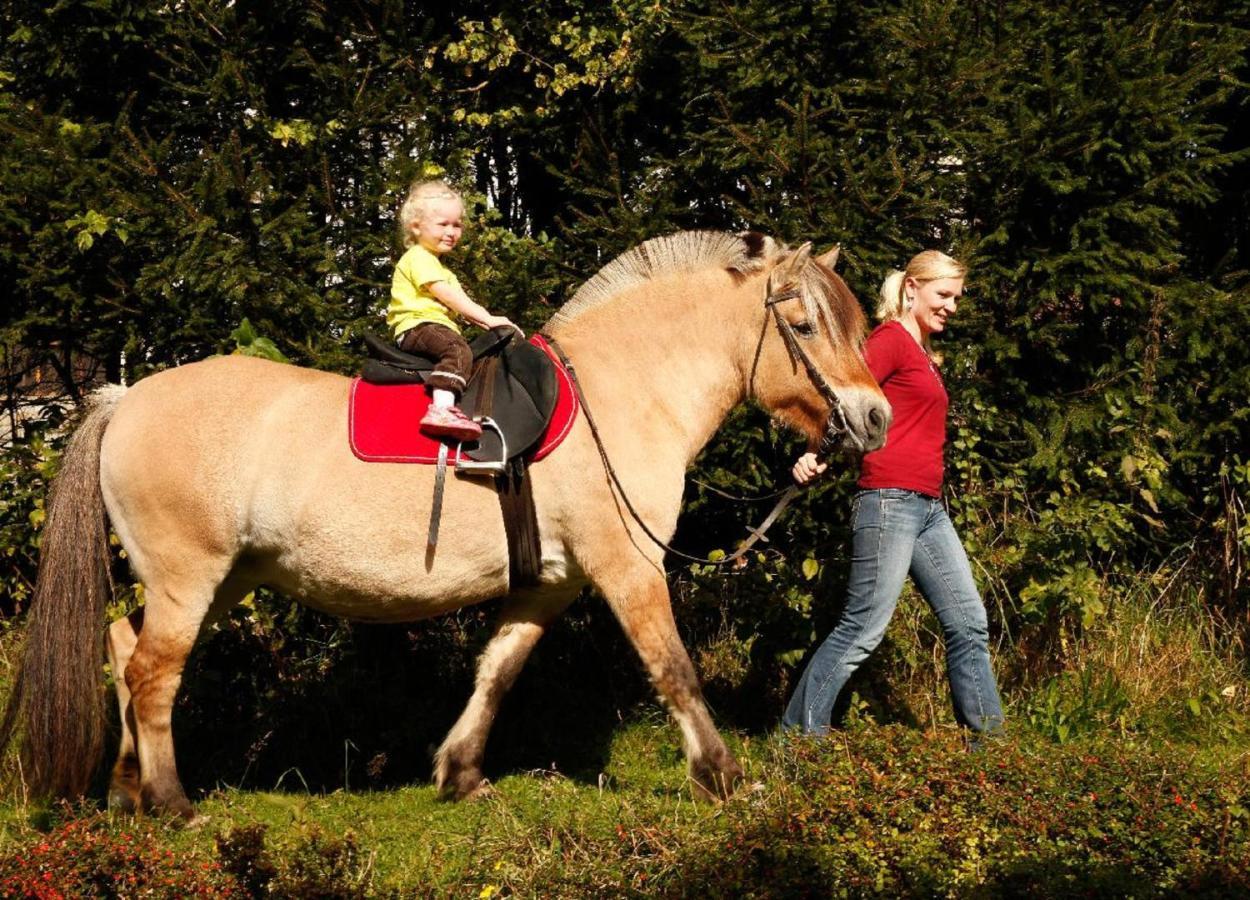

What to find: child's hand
left=482, top=315, right=524, bottom=338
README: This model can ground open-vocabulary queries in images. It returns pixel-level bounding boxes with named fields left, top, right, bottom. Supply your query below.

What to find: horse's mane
left=546, top=230, right=778, bottom=329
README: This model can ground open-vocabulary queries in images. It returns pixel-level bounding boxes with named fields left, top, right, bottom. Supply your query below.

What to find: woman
left=783, top=250, right=1004, bottom=735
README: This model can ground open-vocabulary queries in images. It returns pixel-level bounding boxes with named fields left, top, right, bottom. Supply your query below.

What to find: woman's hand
left=792, top=452, right=828, bottom=487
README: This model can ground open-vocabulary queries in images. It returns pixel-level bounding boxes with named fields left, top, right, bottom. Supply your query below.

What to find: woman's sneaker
left=419, top=405, right=482, bottom=441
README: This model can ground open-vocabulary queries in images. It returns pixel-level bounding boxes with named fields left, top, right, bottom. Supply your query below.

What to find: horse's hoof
left=139, top=786, right=196, bottom=823
left=690, top=758, right=746, bottom=801
left=107, top=787, right=138, bottom=814
left=463, top=778, right=494, bottom=802
left=435, top=760, right=488, bottom=802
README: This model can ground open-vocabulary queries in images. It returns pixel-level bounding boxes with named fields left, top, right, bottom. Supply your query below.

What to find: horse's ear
left=769, top=242, right=813, bottom=290
left=816, top=244, right=841, bottom=269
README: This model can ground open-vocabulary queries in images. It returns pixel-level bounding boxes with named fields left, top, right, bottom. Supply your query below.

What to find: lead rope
left=542, top=333, right=806, bottom=566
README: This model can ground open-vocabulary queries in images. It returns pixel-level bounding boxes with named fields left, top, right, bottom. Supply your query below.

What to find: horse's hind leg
left=107, top=573, right=249, bottom=815
left=434, top=587, right=578, bottom=800
left=106, top=608, right=145, bottom=812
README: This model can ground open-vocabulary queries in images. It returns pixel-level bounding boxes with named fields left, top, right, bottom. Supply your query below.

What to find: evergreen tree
left=2, top=0, right=1248, bottom=670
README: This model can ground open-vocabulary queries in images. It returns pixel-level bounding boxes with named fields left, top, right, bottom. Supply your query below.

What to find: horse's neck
left=556, top=277, right=755, bottom=467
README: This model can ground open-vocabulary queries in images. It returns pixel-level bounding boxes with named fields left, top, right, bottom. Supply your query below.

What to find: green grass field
left=1, top=714, right=1248, bottom=897
left=1, top=580, right=1248, bottom=896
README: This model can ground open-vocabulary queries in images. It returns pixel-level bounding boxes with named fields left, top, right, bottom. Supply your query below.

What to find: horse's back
left=100, top=354, right=515, bottom=617
left=104, top=354, right=347, bottom=485
left=100, top=356, right=348, bottom=571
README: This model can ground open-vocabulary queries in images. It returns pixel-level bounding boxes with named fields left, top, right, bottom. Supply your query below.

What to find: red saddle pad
left=348, top=334, right=579, bottom=464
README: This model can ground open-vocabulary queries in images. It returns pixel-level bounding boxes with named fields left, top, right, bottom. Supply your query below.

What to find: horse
left=0, top=231, right=889, bottom=820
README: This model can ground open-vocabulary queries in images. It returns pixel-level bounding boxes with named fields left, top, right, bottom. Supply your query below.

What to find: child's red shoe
left=419, top=405, right=482, bottom=442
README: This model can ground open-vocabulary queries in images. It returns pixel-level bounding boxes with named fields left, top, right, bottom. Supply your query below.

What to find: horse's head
left=748, top=242, right=891, bottom=454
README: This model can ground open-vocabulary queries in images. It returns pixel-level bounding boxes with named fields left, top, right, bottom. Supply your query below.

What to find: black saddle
left=360, top=328, right=558, bottom=463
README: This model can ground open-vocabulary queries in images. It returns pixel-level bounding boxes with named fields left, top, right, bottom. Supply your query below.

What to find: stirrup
left=454, top=417, right=508, bottom=475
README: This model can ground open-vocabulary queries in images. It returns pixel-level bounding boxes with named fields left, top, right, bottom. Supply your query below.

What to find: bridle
left=543, top=280, right=855, bottom=568
left=755, top=285, right=850, bottom=458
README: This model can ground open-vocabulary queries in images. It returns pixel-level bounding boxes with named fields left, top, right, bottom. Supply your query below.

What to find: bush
left=0, top=814, right=376, bottom=899
left=663, top=727, right=1250, bottom=898
left=215, top=823, right=374, bottom=899
left=0, top=811, right=236, bottom=898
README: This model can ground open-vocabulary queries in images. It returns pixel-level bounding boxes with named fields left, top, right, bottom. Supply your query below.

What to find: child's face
left=412, top=198, right=464, bottom=255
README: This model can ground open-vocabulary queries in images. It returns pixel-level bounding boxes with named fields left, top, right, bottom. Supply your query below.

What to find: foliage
left=666, top=726, right=1250, bottom=898
left=2, top=0, right=1250, bottom=824
left=1, top=723, right=1247, bottom=896
left=1024, top=669, right=1131, bottom=743
left=0, top=809, right=237, bottom=897
left=0, top=813, right=373, bottom=898
left=215, top=823, right=374, bottom=898
left=0, top=430, right=57, bottom=619
left=230, top=318, right=290, bottom=364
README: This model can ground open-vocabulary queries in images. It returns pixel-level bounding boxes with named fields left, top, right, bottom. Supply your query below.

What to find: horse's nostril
left=868, top=406, right=886, bottom=432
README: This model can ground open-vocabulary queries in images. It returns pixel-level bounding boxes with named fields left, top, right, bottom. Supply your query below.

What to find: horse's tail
left=0, top=383, right=127, bottom=799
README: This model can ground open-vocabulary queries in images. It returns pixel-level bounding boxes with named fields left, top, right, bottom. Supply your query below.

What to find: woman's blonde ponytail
left=876, top=269, right=908, bottom=323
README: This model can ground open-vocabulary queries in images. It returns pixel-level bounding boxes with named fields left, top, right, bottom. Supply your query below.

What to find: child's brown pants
left=398, top=323, right=472, bottom=395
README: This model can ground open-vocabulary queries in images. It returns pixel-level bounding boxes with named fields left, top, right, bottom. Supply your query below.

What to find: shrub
left=0, top=811, right=236, bottom=898
left=663, top=727, right=1250, bottom=898
left=215, top=823, right=375, bottom=899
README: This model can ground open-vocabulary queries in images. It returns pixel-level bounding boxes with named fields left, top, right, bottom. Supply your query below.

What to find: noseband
left=757, top=286, right=850, bottom=457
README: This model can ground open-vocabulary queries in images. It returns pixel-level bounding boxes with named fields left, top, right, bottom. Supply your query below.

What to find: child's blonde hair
left=876, top=250, right=968, bottom=358
left=398, top=180, right=462, bottom=248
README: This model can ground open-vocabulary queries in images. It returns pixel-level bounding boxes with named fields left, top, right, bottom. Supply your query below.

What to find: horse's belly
left=238, top=457, right=517, bottom=620
left=253, top=520, right=512, bottom=620
left=258, top=546, right=511, bottom=623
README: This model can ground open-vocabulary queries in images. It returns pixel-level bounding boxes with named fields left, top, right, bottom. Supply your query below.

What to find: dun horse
left=1, top=231, right=889, bottom=819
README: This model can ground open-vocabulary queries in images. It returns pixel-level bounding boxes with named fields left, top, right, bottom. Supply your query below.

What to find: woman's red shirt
left=856, top=320, right=947, bottom=498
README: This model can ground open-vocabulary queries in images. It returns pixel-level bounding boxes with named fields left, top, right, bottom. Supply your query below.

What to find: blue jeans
left=783, top=488, right=1004, bottom=734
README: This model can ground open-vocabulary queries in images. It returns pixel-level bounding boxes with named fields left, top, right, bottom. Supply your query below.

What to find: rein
left=541, top=283, right=845, bottom=567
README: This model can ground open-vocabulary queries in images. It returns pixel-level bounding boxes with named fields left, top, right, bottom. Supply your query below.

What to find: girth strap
left=469, top=355, right=501, bottom=420
left=472, top=355, right=541, bottom=586
left=496, top=459, right=542, bottom=588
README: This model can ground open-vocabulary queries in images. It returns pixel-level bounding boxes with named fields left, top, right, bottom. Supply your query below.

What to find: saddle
left=360, top=327, right=559, bottom=464
left=355, top=328, right=577, bottom=588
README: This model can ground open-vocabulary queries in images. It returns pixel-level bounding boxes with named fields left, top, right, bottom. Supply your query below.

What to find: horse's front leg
left=434, top=587, right=579, bottom=800
left=598, top=568, right=744, bottom=799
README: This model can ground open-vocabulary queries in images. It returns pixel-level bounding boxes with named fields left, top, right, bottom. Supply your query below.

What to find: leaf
left=801, top=558, right=819, bottom=580
left=242, top=337, right=290, bottom=363
left=231, top=318, right=258, bottom=346
left=776, top=648, right=807, bottom=667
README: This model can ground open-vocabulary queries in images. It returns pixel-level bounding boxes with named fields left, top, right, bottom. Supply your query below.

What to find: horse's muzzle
left=825, top=391, right=891, bottom=454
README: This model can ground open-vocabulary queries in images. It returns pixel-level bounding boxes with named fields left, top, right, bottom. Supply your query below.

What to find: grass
left=1, top=715, right=1249, bottom=897
left=0, top=575, right=1248, bottom=895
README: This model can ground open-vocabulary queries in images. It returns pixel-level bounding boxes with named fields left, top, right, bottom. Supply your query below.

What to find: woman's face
left=906, top=276, right=964, bottom=337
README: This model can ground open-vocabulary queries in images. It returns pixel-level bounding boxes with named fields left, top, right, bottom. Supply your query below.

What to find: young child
left=387, top=180, right=521, bottom=441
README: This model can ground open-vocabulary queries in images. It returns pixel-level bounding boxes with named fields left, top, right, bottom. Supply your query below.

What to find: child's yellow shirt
left=387, top=245, right=461, bottom=337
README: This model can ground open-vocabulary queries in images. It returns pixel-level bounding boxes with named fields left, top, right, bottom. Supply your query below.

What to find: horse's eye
left=794, top=321, right=817, bottom=338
